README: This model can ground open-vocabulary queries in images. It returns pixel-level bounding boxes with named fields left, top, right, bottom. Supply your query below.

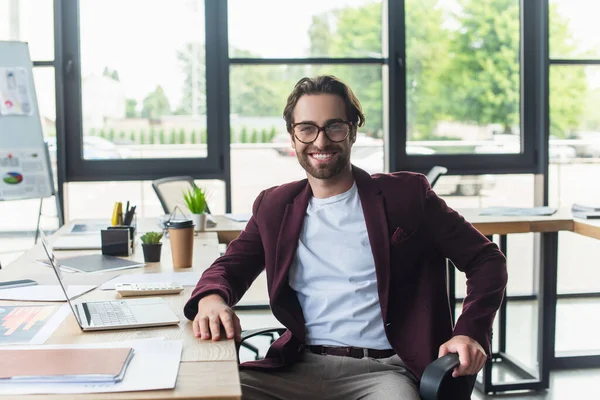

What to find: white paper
left=0, top=285, right=97, bottom=302
left=0, top=68, right=33, bottom=116
left=0, top=338, right=183, bottom=395
left=0, top=149, right=52, bottom=201
left=224, top=213, right=251, bottom=222
left=100, top=272, right=201, bottom=290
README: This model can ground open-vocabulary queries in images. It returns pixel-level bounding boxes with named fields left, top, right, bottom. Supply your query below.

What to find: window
left=228, top=0, right=384, bottom=59
left=79, top=0, right=207, bottom=161
left=228, top=0, right=387, bottom=213
left=550, top=0, right=600, bottom=60
left=62, top=0, right=223, bottom=182
left=0, top=0, right=54, bottom=60
left=405, top=0, right=521, bottom=156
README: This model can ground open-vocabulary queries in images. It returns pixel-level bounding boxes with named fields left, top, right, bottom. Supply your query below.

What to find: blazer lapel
left=271, top=182, right=312, bottom=310
left=353, top=166, right=391, bottom=318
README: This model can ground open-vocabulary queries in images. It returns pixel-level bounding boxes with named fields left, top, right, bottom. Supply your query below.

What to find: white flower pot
left=191, top=213, right=207, bottom=232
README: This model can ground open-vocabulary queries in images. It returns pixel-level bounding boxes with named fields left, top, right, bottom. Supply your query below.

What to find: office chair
left=238, top=328, right=475, bottom=400
left=426, top=166, right=448, bottom=188
left=151, top=176, right=212, bottom=215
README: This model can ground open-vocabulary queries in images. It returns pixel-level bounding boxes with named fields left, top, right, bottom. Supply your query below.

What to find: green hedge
left=90, top=125, right=279, bottom=144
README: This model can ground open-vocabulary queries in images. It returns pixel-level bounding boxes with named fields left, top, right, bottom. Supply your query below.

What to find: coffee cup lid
left=166, top=219, right=194, bottom=229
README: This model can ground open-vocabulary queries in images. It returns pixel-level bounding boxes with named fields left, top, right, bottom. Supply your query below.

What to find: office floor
left=2, top=236, right=599, bottom=399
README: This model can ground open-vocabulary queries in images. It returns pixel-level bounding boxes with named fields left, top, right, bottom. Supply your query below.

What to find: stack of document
left=0, top=347, right=133, bottom=384
left=479, top=207, right=557, bottom=216
left=0, top=338, right=182, bottom=395
left=572, top=203, right=600, bottom=219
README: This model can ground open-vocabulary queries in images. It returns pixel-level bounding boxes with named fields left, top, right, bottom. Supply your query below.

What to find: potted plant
left=140, top=232, right=163, bottom=262
left=183, top=186, right=208, bottom=232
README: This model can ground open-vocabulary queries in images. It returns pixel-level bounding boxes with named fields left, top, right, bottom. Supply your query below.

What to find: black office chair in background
left=238, top=328, right=475, bottom=400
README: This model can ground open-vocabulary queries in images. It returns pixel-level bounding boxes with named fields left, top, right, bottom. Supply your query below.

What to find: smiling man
left=184, top=75, right=507, bottom=399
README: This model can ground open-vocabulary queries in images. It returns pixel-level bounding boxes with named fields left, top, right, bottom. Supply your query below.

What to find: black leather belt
left=307, top=345, right=395, bottom=359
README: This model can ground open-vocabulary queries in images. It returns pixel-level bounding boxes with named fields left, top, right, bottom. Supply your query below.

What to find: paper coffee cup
left=166, top=218, right=194, bottom=268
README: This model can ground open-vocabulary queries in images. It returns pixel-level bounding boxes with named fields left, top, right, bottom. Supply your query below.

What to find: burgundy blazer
left=184, top=166, right=507, bottom=379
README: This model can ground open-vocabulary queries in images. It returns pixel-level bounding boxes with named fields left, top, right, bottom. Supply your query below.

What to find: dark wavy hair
left=282, top=75, right=365, bottom=134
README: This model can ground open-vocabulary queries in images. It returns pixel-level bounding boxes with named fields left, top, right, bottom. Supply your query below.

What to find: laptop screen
left=39, top=230, right=85, bottom=329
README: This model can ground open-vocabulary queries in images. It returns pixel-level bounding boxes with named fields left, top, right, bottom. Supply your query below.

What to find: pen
left=125, top=201, right=130, bottom=214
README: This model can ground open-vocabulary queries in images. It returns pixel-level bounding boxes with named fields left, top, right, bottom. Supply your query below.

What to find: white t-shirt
left=289, top=182, right=392, bottom=349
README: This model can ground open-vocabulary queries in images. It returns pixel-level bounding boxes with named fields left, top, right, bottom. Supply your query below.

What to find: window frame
left=55, top=0, right=551, bottom=213
left=59, top=0, right=227, bottom=183
left=389, top=0, right=544, bottom=176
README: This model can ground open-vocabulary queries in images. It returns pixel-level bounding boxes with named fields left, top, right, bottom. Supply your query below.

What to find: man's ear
left=290, top=133, right=296, bottom=150
left=350, top=128, right=357, bottom=144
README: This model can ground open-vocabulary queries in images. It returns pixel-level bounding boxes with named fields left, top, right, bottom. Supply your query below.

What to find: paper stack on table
left=0, top=347, right=134, bottom=384
left=0, top=285, right=96, bottom=301
left=0, top=338, right=183, bottom=395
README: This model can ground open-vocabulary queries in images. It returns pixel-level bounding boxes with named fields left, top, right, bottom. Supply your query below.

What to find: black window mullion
left=388, top=0, right=406, bottom=173
left=229, top=58, right=384, bottom=65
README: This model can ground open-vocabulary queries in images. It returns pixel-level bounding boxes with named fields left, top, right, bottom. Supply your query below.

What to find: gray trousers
left=240, top=351, right=420, bottom=400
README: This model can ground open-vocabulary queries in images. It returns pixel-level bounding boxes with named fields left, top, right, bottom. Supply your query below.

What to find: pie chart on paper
left=3, top=172, right=23, bottom=184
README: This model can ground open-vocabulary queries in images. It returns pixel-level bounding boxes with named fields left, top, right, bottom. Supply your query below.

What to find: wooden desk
left=206, top=215, right=247, bottom=245
left=206, top=209, right=578, bottom=243
left=0, top=221, right=241, bottom=400
left=573, top=218, right=600, bottom=241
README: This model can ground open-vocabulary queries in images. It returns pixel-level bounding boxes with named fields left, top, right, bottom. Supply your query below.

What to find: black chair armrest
left=241, top=327, right=287, bottom=343
left=238, top=328, right=287, bottom=362
left=419, top=353, right=475, bottom=400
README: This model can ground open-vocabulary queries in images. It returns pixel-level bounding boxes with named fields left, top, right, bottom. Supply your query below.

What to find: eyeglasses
left=291, top=121, right=353, bottom=144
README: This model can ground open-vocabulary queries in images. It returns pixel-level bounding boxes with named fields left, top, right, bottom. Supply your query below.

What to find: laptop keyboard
left=87, top=301, right=138, bottom=326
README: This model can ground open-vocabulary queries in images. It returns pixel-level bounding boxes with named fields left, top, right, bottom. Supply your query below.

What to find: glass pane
left=443, top=174, right=536, bottom=298
left=79, top=0, right=207, bottom=160
left=556, top=299, right=600, bottom=354
left=549, top=57, right=600, bottom=293
left=31, top=67, right=57, bottom=184
left=549, top=66, right=600, bottom=165
left=66, top=180, right=225, bottom=220
left=229, top=64, right=385, bottom=212
left=0, top=0, right=54, bottom=60
left=228, top=0, right=384, bottom=58
left=550, top=0, right=600, bottom=59
left=405, top=0, right=521, bottom=155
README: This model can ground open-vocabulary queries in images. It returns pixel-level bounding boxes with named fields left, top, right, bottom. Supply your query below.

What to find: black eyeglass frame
left=291, top=120, right=354, bottom=144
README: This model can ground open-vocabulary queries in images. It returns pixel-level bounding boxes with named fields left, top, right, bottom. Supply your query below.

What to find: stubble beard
left=297, top=146, right=350, bottom=180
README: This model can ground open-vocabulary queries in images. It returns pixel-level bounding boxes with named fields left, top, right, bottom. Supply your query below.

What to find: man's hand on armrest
left=438, top=335, right=486, bottom=377
left=193, top=294, right=242, bottom=342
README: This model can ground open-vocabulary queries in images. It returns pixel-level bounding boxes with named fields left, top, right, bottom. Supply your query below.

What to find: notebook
left=39, top=254, right=145, bottom=274
left=0, top=347, right=133, bottom=383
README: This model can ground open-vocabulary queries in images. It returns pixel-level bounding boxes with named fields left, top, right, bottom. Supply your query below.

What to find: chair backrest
left=151, top=176, right=211, bottom=215
left=426, top=166, right=448, bottom=188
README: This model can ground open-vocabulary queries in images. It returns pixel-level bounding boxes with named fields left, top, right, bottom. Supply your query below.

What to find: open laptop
left=40, top=231, right=180, bottom=331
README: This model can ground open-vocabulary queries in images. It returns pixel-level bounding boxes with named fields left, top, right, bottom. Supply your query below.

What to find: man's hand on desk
left=193, top=294, right=242, bottom=342
left=438, top=335, right=486, bottom=377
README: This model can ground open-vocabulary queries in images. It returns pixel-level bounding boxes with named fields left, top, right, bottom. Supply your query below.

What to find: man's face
left=291, top=94, right=355, bottom=180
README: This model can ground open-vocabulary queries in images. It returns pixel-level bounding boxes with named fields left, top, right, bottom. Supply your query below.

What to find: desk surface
left=208, top=208, right=600, bottom=240
left=1, top=222, right=241, bottom=400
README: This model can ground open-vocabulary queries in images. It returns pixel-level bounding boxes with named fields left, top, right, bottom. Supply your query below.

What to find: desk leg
left=476, top=233, right=554, bottom=394
left=539, top=231, right=558, bottom=388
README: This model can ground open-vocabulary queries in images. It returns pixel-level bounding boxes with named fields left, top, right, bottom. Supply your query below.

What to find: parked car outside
left=46, top=136, right=131, bottom=160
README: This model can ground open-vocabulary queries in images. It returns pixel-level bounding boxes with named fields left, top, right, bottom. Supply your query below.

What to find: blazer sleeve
left=419, top=175, right=508, bottom=356
left=183, top=191, right=267, bottom=321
